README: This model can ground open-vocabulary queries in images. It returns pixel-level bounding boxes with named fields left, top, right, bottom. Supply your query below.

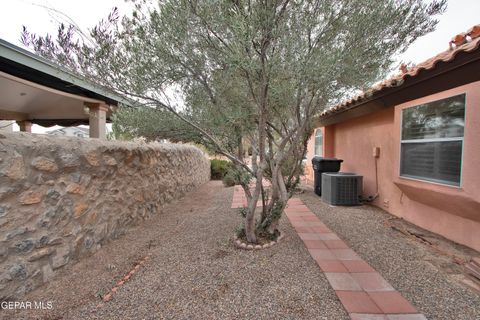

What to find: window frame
left=314, top=129, right=323, bottom=157
left=399, top=94, right=466, bottom=188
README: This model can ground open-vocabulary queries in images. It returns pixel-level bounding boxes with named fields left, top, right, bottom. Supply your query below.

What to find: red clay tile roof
left=319, top=25, right=480, bottom=118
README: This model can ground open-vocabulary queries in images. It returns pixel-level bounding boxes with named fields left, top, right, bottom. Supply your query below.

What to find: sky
left=0, top=0, right=479, bottom=133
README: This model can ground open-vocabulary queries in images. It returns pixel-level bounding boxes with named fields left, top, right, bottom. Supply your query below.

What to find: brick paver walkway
left=231, top=187, right=427, bottom=320
left=231, top=185, right=268, bottom=208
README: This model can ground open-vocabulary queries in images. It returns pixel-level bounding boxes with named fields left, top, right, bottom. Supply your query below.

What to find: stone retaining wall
left=0, top=133, right=210, bottom=299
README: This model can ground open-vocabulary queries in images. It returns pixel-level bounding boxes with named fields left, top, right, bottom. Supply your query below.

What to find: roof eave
left=0, top=39, right=132, bottom=107
left=315, top=48, right=480, bottom=127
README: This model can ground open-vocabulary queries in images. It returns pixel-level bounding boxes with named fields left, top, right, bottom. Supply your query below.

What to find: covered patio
left=0, top=39, right=129, bottom=138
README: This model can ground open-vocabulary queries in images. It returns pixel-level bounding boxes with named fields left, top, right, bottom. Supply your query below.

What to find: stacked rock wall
left=0, top=133, right=210, bottom=299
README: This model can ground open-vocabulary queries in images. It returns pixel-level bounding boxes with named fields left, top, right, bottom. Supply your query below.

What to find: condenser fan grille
left=321, top=172, right=363, bottom=206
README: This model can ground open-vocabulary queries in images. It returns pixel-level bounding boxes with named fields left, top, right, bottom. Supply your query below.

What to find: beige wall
left=307, top=81, right=480, bottom=251
left=0, top=133, right=210, bottom=299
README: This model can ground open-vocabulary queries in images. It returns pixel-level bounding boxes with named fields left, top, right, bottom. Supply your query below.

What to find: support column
left=323, top=126, right=335, bottom=158
left=86, top=103, right=108, bottom=139
left=17, top=120, right=32, bottom=133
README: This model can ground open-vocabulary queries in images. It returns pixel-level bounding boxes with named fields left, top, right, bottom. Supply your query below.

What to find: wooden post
left=85, top=103, right=108, bottom=139
left=17, top=120, right=32, bottom=133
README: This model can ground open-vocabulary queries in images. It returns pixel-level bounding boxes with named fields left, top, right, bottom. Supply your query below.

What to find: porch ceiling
left=0, top=71, right=112, bottom=126
left=0, top=39, right=131, bottom=127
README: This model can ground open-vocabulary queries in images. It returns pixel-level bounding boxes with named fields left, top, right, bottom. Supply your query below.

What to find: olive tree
left=22, top=0, right=446, bottom=243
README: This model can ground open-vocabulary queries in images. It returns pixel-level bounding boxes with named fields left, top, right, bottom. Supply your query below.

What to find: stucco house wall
left=306, top=81, right=480, bottom=252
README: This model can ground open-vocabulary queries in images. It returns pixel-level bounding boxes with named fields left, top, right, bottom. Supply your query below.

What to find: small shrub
left=222, top=166, right=252, bottom=187
left=235, top=225, right=246, bottom=238
left=210, top=159, right=232, bottom=180
left=222, top=170, right=237, bottom=186
left=238, top=207, right=248, bottom=218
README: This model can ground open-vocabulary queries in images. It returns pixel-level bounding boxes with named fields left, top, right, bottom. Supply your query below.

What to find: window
left=314, top=129, right=323, bottom=156
left=400, top=94, right=465, bottom=186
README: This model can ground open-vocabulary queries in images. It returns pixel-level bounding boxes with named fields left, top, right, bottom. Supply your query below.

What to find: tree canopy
left=23, top=0, right=447, bottom=243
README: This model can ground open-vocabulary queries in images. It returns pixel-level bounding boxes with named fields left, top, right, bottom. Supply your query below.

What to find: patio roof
left=0, top=39, right=130, bottom=130
left=316, top=25, right=480, bottom=127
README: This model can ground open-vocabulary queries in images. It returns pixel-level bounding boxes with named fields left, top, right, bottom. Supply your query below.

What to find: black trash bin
left=311, top=157, right=343, bottom=196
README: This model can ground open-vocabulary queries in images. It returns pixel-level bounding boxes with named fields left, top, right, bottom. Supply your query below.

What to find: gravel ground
left=300, top=187, right=480, bottom=320
left=3, top=181, right=347, bottom=320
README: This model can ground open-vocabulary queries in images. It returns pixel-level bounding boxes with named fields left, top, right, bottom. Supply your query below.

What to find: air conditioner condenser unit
left=321, top=172, right=363, bottom=206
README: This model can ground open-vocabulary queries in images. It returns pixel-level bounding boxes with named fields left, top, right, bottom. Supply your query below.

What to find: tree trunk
left=244, top=171, right=262, bottom=243
left=237, top=133, right=244, bottom=161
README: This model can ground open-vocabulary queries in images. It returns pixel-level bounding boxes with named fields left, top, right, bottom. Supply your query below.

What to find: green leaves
left=22, top=1, right=446, bottom=233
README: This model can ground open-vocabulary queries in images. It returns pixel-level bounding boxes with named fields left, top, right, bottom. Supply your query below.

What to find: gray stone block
left=14, top=239, right=34, bottom=253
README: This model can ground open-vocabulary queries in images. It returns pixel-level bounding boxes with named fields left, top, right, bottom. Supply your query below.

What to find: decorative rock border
left=233, top=232, right=284, bottom=250
left=94, top=254, right=151, bottom=310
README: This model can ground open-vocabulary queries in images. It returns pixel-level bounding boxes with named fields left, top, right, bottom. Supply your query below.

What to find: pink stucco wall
left=307, top=81, right=480, bottom=251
